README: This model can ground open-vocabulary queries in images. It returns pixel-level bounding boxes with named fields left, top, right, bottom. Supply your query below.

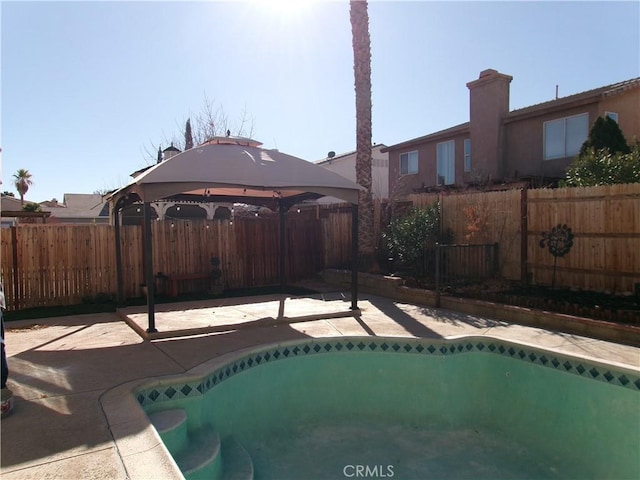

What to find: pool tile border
left=137, top=338, right=640, bottom=407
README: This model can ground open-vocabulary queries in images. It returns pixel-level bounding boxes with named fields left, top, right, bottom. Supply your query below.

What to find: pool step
left=179, top=427, right=223, bottom=480
left=221, top=436, right=254, bottom=480
left=148, top=409, right=188, bottom=454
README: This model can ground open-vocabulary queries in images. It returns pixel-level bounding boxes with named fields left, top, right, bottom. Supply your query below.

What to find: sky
left=1, top=0, right=639, bottom=203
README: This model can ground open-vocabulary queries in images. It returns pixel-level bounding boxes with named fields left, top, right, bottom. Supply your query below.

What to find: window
left=605, top=112, right=618, bottom=123
left=437, top=140, right=455, bottom=185
left=400, top=151, right=418, bottom=175
left=463, top=139, right=471, bottom=173
left=543, top=113, right=589, bottom=160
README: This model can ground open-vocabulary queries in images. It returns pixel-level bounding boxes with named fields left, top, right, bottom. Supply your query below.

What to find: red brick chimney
left=466, top=69, right=512, bottom=182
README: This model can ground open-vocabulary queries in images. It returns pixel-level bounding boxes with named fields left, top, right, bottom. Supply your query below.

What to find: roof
left=314, top=144, right=388, bottom=166
left=381, top=122, right=469, bottom=152
left=1, top=195, right=24, bottom=212
left=383, top=75, right=640, bottom=151
left=45, top=194, right=109, bottom=219
left=1, top=195, right=52, bottom=222
left=507, top=77, right=640, bottom=120
left=108, top=138, right=364, bottom=207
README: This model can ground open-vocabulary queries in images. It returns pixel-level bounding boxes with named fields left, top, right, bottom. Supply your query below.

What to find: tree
left=22, top=202, right=42, bottom=212
left=579, top=116, right=630, bottom=156
left=383, top=203, right=442, bottom=278
left=563, top=143, right=640, bottom=187
left=184, top=118, right=194, bottom=150
left=563, top=116, right=638, bottom=187
left=12, top=169, right=33, bottom=205
left=350, top=0, right=376, bottom=271
left=144, top=97, right=255, bottom=164
left=1, top=191, right=15, bottom=197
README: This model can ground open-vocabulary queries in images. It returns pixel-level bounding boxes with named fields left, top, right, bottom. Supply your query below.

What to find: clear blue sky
left=1, top=0, right=639, bottom=203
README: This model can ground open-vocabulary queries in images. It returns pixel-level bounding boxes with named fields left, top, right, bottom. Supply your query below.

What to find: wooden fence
left=1, top=184, right=638, bottom=310
left=526, top=183, right=640, bottom=293
left=0, top=215, right=327, bottom=310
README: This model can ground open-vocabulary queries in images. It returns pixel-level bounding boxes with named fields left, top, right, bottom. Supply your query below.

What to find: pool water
left=138, top=337, right=640, bottom=480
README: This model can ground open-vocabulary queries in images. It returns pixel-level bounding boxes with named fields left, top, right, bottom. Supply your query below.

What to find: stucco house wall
left=384, top=70, right=640, bottom=192
left=388, top=126, right=470, bottom=195
left=505, top=103, right=602, bottom=180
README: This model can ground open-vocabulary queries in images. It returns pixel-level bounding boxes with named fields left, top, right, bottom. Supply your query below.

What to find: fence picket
left=1, top=184, right=639, bottom=310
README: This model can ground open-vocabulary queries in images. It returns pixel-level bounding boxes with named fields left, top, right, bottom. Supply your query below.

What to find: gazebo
left=107, top=137, right=364, bottom=333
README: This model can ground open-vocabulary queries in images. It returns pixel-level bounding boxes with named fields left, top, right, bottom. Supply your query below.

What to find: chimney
left=466, top=69, right=513, bottom=182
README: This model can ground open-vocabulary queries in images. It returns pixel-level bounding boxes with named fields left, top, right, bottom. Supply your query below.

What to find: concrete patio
left=1, top=291, right=639, bottom=479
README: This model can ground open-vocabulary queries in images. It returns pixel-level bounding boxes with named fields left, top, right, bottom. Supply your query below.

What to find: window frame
left=399, top=150, right=419, bottom=176
left=436, top=140, right=455, bottom=186
left=543, top=112, right=589, bottom=160
left=605, top=111, right=619, bottom=123
left=463, top=138, right=471, bottom=173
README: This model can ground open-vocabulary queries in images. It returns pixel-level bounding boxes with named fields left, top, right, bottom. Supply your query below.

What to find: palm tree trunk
left=350, top=0, right=376, bottom=271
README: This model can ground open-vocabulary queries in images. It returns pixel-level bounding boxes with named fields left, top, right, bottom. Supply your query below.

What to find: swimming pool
left=137, top=336, right=640, bottom=480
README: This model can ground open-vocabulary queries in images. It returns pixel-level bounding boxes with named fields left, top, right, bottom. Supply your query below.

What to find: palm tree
left=350, top=0, right=376, bottom=270
left=13, top=169, right=33, bottom=206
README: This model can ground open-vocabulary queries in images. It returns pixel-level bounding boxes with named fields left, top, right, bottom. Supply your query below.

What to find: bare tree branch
left=140, top=95, right=257, bottom=165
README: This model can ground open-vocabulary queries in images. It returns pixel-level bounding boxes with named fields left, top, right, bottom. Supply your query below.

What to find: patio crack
left=149, top=342, right=190, bottom=372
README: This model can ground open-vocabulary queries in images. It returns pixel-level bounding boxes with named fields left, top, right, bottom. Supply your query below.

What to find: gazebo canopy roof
left=108, top=137, right=363, bottom=208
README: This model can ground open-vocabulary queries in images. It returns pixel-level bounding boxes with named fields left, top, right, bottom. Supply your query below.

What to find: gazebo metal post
left=143, top=202, right=157, bottom=333
left=113, top=201, right=124, bottom=306
left=278, top=199, right=287, bottom=293
left=351, top=203, right=359, bottom=310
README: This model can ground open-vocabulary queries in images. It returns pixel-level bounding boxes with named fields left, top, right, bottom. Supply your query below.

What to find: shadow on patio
left=1, top=313, right=313, bottom=470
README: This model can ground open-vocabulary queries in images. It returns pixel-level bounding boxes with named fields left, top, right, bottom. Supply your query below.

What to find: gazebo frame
left=107, top=138, right=363, bottom=334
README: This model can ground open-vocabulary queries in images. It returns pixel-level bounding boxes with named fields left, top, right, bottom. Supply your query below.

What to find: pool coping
left=100, top=334, right=640, bottom=480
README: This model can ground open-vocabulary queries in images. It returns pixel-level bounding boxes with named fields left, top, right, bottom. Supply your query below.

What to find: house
left=1, top=194, right=51, bottom=226
left=314, top=144, right=389, bottom=203
left=383, top=69, right=640, bottom=192
left=1, top=195, right=25, bottom=227
left=42, top=194, right=110, bottom=224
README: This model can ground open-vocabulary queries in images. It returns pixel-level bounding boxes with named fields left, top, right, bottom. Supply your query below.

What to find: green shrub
left=22, top=202, right=42, bottom=212
left=562, top=143, right=640, bottom=187
left=382, top=202, right=442, bottom=277
left=579, top=115, right=630, bottom=156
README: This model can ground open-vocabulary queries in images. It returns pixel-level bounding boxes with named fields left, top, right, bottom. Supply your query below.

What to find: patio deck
left=118, top=292, right=359, bottom=340
left=1, top=290, right=638, bottom=479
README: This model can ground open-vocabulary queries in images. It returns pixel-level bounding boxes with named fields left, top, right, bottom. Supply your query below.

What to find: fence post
left=279, top=200, right=286, bottom=293
left=113, top=205, right=125, bottom=306
left=10, top=227, right=19, bottom=311
left=435, top=243, right=441, bottom=308
left=520, top=188, right=528, bottom=284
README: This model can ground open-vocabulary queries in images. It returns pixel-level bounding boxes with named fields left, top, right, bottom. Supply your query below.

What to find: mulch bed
left=406, top=278, right=640, bottom=326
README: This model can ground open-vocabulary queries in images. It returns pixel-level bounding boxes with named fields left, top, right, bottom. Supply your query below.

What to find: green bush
left=382, top=203, right=442, bottom=277
left=579, top=115, right=630, bottom=156
left=22, top=202, right=42, bottom=212
left=562, top=143, right=640, bottom=187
